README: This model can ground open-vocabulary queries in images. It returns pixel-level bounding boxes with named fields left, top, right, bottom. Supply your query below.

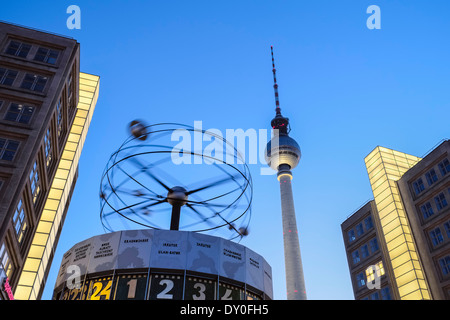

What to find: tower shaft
left=278, top=170, right=307, bottom=300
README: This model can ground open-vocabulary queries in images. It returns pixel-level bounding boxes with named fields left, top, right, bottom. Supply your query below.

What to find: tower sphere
left=265, top=134, right=301, bottom=171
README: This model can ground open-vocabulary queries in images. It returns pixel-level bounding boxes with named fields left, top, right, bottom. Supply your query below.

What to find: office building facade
left=341, top=200, right=396, bottom=300
left=342, top=140, right=450, bottom=300
left=0, top=22, right=99, bottom=300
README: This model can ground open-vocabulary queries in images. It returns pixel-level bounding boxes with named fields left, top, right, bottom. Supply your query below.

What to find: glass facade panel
left=23, top=258, right=40, bottom=272
left=365, top=147, right=430, bottom=300
left=15, top=73, right=99, bottom=299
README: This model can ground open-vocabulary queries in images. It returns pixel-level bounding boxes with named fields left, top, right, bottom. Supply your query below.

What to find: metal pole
left=170, top=204, right=181, bottom=230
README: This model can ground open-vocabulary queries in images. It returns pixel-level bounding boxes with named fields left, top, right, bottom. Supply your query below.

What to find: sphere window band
left=54, top=270, right=268, bottom=300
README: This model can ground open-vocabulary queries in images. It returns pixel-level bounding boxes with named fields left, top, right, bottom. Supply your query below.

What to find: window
left=425, top=169, right=438, bottom=186
left=33, top=47, right=59, bottom=64
left=29, top=161, right=41, bottom=204
left=0, top=138, right=19, bottom=161
left=0, top=242, right=13, bottom=278
left=430, top=227, right=444, bottom=247
left=4, top=103, right=35, bottom=124
left=377, top=261, right=385, bottom=276
left=435, top=193, right=448, bottom=211
left=20, top=73, right=48, bottom=92
left=0, top=67, right=18, bottom=86
left=44, top=128, right=52, bottom=167
left=413, top=178, right=425, bottom=195
left=56, top=97, right=64, bottom=137
left=356, top=272, right=365, bottom=288
left=348, top=229, right=355, bottom=243
left=67, top=71, right=76, bottom=113
left=438, top=159, right=450, bottom=176
left=370, top=292, right=380, bottom=300
left=366, top=261, right=385, bottom=283
left=361, top=244, right=369, bottom=259
left=369, top=238, right=379, bottom=253
left=5, top=40, right=31, bottom=58
left=439, top=256, right=450, bottom=276
left=352, top=250, right=360, bottom=264
left=420, top=202, right=434, bottom=220
left=365, top=265, right=376, bottom=283
left=12, top=199, right=27, bottom=244
left=364, top=216, right=373, bottom=230
left=356, top=223, right=364, bottom=237
left=444, top=221, right=450, bottom=239
left=381, top=287, right=392, bottom=300
left=67, top=72, right=73, bottom=107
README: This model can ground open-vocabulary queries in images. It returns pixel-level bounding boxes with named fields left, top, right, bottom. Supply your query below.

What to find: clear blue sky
left=2, top=0, right=449, bottom=300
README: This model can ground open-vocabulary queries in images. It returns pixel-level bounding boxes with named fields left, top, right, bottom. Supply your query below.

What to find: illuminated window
left=438, top=159, right=450, bottom=176
left=29, top=161, right=41, bottom=204
left=430, top=227, right=444, bottom=247
left=439, top=256, right=450, bottom=276
left=420, top=202, right=434, bottom=219
left=5, top=40, right=31, bottom=58
left=0, top=242, right=13, bottom=278
left=369, top=238, right=379, bottom=253
left=0, top=138, right=19, bottom=161
left=33, top=47, right=59, bottom=64
left=4, top=103, right=35, bottom=124
left=0, top=68, right=18, bottom=86
left=364, top=216, right=373, bottom=230
left=12, top=199, right=28, bottom=244
left=413, top=178, right=425, bottom=195
left=377, top=261, right=385, bottom=276
left=352, top=250, right=360, bottom=264
left=21, top=73, right=48, bottom=92
left=366, top=261, right=385, bottom=282
left=44, top=128, right=52, bottom=167
left=435, top=193, right=448, bottom=211
left=425, top=169, right=438, bottom=186
left=365, top=266, right=375, bottom=282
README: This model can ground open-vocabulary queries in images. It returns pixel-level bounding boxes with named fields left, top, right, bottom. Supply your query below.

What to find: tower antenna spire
left=271, top=45, right=282, bottom=115
left=270, top=46, right=290, bottom=134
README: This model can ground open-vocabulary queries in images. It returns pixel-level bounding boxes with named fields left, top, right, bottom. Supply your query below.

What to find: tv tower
left=265, top=46, right=307, bottom=300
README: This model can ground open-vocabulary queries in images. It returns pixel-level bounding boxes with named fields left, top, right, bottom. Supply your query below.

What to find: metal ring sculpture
left=100, top=121, right=253, bottom=241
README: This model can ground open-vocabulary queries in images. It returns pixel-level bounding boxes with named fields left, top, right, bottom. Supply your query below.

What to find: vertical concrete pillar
left=278, top=171, right=306, bottom=300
